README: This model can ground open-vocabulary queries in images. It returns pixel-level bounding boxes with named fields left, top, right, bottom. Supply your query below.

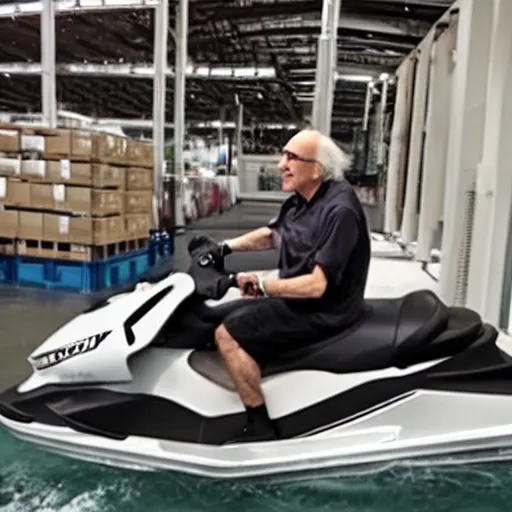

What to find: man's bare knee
left=215, top=324, right=239, bottom=356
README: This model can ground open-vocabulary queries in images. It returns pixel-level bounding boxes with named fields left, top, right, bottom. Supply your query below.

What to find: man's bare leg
left=215, top=324, right=264, bottom=406
left=215, top=324, right=277, bottom=442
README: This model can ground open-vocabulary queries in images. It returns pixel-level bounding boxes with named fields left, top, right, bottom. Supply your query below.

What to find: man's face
left=278, top=133, right=322, bottom=193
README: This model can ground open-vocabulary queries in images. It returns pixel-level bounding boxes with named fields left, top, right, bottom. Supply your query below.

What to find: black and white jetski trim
left=1, top=235, right=512, bottom=480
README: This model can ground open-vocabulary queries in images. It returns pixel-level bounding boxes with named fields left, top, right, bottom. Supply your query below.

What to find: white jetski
left=1, top=234, right=512, bottom=480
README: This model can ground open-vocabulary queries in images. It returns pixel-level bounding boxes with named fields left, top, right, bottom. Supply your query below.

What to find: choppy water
left=0, top=428, right=511, bottom=512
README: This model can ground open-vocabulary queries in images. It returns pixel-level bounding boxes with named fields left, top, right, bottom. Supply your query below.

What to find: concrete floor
left=0, top=200, right=281, bottom=389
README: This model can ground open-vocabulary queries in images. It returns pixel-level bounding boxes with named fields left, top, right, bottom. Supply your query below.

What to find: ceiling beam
left=0, top=62, right=279, bottom=80
left=196, top=1, right=434, bottom=38
left=196, top=0, right=321, bottom=19
left=189, top=18, right=429, bottom=47
left=0, top=0, right=157, bottom=18
left=0, top=112, right=305, bottom=130
left=361, top=0, right=452, bottom=7
left=285, top=62, right=393, bottom=76
left=0, top=61, right=394, bottom=81
left=94, top=118, right=303, bottom=130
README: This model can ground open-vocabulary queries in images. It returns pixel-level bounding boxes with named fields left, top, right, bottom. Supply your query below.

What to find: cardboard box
left=3, top=125, right=93, bottom=160
left=21, top=159, right=46, bottom=179
left=0, top=178, right=30, bottom=207
left=21, top=134, right=45, bottom=153
left=0, top=210, right=18, bottom=238
left=30, top=183, right=53, bottom=209
left=92, top=133, right=128, bottom=165
left=126, top=167, right=152, bottom=190
left=124, top=190, right=152, bottom=214
left=0, top=129, right=20, bottom=153
left=18, top=211, right=43, bottom=239
left=41, top=130, right=69, bottom=155
left=124, top=213, right=151, bottom=238
left=62, top=163, right=123, bottom=188
left=0, top=156, right=21, bottom=177
left=127, top=139, right=153, bottom=168
left=56, top=186, right=122, bottom=216
left=43, top=213, right=123, bottom=245
left=18, top=129, right=90, bottom=159
left=46, top=161, right=123, bottom=188
left=21, top=160, right=124, bottom=188
left=44, top=129, right=93, bottom=159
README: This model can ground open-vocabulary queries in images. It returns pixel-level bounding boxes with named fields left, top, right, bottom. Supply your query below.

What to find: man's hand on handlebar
left=237, top=273, right=264, bottom=298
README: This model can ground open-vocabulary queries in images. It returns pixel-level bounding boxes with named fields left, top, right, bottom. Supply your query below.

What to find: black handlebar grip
left=243, top=282, right=255, bottom=293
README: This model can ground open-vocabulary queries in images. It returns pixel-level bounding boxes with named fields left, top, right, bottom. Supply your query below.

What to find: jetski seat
left=188, top=289, right=485, bottom=391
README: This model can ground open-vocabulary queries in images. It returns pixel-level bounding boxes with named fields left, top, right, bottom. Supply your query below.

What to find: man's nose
left=278, top=155, right=287, bottom=171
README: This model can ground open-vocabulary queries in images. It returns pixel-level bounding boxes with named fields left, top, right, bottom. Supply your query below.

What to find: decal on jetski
left=30, top=331, right=113, bottom=370
left=123, top=285, right=174, bottom=346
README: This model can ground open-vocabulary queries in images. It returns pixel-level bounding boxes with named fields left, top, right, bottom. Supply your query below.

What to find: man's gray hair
left=315, top=134, right=353, bottom=180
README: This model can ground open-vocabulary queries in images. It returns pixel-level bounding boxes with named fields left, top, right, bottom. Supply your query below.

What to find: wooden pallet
left=95, top=237, right=148, bottom=260
left=0, top=151, right=20, bottom=158
left=4, top=204, right=123, bottom=219
left=17, top=237, right=149, bottom=262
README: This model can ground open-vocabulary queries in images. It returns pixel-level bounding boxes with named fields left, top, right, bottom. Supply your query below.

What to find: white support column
left=236, top=103, right=243, bottom=157
left=384, top=55, right=416, bottom=234
left=325, top=0, right=341, bottom=134
left=219, top=105, right=229, bottom=199
left=362, top=81, right=373, bottom=131
left=173, top=0, right=188, bottom=229
left=439, top=0, right=494, bottom=306
left=465, top=0, right=512, bottom=327
left=152, top=0, right=169, bottom=229
left=218, top=105, right=225, bottom=157
left=41, top=0, right=57, bottom=127
left=312, top=0, right=341, bottom=135
left=416, top=20, right=457, bottom=261
left=400, top=31, right=433, bottom=244
left=377, top=78, right=388, bottom=167
left=236, top=102, right=245, bottom=191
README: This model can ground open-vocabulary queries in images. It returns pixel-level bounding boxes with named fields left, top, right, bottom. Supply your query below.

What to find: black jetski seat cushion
left=265, top=289, right=449, bottom=372
left=188, top=289, right=485, bottom=388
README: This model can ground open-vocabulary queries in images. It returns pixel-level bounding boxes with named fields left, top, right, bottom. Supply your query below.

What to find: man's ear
left=314, top=163, right=324, bottom=180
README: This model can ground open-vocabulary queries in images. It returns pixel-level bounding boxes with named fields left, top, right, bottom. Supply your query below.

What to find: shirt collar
left=294, top=179, right=331, bottom=207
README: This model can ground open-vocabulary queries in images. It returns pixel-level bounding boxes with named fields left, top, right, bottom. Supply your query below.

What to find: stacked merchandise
left=0, top=123, right=155, bottom=290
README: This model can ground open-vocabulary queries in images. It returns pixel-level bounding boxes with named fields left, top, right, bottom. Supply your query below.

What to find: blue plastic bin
left=13, top=248, right=153, bottom=293
left=0, top=255, right=16, bottom=285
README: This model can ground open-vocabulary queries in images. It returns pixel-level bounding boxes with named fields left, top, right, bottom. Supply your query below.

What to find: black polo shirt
left=269, top=179, right=370, bottom=324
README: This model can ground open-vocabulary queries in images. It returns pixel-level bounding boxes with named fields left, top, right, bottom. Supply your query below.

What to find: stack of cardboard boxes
left=0, top=123, right=153, bottom=260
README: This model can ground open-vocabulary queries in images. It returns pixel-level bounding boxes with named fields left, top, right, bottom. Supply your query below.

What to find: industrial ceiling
left=0, top=0, right=455, bottom=144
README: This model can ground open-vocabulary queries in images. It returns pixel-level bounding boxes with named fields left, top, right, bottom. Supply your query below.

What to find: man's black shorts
left=222, top=297, right=342, bottom=366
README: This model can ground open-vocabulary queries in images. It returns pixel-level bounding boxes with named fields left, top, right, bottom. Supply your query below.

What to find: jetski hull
left=2, top=235, right=512, bottom=481
left=4, top=390, right=512, bottom=480
left=3, top=331, right=512, bottom=480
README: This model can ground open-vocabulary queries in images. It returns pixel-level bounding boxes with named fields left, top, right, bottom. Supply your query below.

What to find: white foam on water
left=0, top=477, right=104, bottom=512
left=0, top=456, right=139, bottom=512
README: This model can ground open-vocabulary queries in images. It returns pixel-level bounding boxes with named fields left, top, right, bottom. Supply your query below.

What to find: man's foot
left=224, top=403, right=278, bottom=445
left=224, top=422, right=278, bottom=445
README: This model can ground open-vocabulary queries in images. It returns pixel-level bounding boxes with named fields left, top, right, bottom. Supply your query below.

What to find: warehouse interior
left=0, top=0, right=512, bottom=506
left=0, top=0, right=506, bottom=328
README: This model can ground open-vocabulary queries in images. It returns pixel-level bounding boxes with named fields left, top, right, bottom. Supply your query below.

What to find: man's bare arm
left=225, top=227, right=275, bottom=252
left=262, top=265, right=328, bottom=299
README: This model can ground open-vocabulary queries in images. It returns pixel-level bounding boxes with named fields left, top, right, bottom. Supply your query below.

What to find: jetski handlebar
left=192, top=237, right=266, bottom=298
left=188, top=235, right=254, bottom=300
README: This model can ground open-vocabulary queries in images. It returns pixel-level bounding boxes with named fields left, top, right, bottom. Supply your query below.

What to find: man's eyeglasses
left=282, top=150, right=318, bottom=163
